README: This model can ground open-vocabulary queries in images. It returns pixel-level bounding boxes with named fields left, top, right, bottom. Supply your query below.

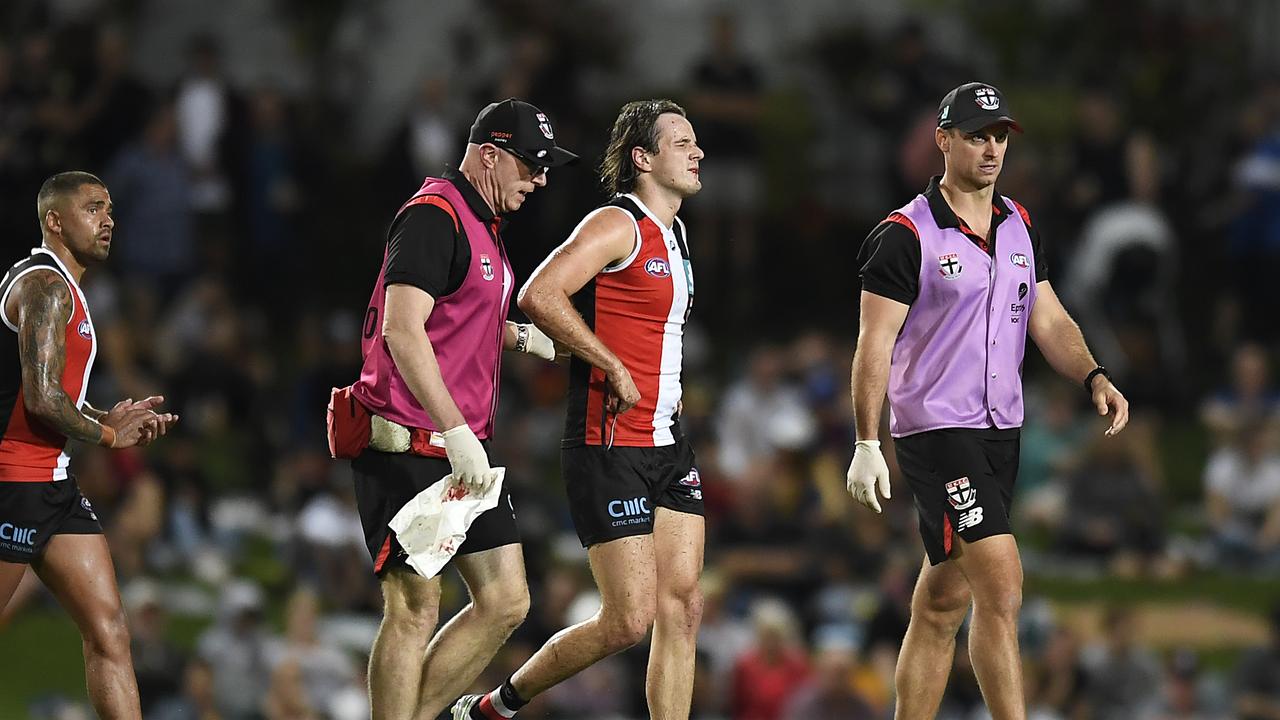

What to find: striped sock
left=471, top=679, right=526, bottom=719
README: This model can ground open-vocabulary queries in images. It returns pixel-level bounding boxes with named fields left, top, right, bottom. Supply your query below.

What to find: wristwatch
left=1084, top=365, right=1111, bottom=393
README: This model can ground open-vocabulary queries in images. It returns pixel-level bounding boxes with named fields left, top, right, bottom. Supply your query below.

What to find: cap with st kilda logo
left=468, top=98, right=579, bottom=168
left=937, top=82, right=1023, bottom=134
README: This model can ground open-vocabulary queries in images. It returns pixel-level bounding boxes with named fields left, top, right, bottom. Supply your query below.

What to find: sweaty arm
left=517, top=208, right=638, bottom=406
left=1028, top=280, right=1129, bottom=435
left=10, top=271, right=108, bottom=445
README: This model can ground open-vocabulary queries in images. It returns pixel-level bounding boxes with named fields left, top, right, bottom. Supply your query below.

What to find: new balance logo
left=957, top=507, right=984, bottom=531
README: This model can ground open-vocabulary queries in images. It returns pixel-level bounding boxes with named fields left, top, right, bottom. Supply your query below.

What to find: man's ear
left=630, top=146, right=652, bottom=174
left=43, top=209, right=61, bottom=236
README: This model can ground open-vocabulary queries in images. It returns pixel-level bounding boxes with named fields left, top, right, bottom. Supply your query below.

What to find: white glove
left=515, top=323, right=558, bottom=362
left=847, top=439, right=892, bottom=513
left=441, top=425, right=498, bottom=495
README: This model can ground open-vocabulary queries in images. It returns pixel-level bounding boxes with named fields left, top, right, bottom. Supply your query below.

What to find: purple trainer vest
left=888, top=193, right=1039, bottom=437
left=352, top=176, right=514, bottom=439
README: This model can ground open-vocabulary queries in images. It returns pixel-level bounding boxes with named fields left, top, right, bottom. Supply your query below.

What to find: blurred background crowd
left=2, top=0, right=1280, bottom=718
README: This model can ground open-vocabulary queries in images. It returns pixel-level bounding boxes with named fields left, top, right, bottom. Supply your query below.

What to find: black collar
left=921, top=175, right=1013, bottom=253
left=922, top=175, right=1012, bottom=232
left=442, top=165, right=504, bottom=230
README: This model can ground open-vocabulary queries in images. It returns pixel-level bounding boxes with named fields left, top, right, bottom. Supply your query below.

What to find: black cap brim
left=952, top=116, right=1023, bottom=134
left=512, top=145, right=579, bottom=168
left=545, top=146, right=579, bottom=167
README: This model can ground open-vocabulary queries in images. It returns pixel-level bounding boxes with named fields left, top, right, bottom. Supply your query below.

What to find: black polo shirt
left=384, top=166, right=505, bottom=299
left=858, top=176, right=1048, bottom=306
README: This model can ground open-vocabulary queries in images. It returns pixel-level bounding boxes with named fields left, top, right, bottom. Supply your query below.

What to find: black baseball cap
left=937, top=82, right=1022, bottom=134
left=468, top=99, right=578, bottom=168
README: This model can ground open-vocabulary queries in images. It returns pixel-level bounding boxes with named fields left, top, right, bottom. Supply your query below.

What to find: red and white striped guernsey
left=563, top=194, right=693, bottom=448
left=0, top=249, right=98, bottom=482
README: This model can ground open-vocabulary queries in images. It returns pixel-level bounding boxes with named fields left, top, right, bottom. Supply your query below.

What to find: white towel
left=387, top=469, right=505, bottom=578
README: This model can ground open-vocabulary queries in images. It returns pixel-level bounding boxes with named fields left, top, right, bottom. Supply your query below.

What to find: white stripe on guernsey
left=651, top=220, right=688, bottom=446
left=53, top=451, right=70, bottom=481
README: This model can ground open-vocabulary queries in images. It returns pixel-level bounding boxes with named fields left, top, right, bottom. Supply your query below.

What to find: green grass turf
left=0, top=608, right=90, bottom=718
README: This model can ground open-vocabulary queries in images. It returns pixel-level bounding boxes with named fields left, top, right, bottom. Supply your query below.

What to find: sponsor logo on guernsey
left=945, top=477, right=977, bottom=510
left=77, top=319, right=92, bottom=339
left=974, top=86, right=1000, bottom=110
left=480, top=254, right=495, bottom=281
left=0, top=522, right=37, bottom=550
left=1010, top=252, right=1029, bottom=268
left=644, top=258, right=671, bottom=278
left=1018, top=282, right=1029, bottom=300
left=607, top=496, right=651, bottom=527
left=938, top=253, right=962, bottom=279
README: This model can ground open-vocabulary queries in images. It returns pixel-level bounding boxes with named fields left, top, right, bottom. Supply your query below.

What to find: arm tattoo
left=15, top=272, right=105, bottom=445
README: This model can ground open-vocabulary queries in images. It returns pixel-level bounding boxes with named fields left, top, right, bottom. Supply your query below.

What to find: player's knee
left=914, top=587, right=971, bottom=635
left=476, top=584, right=530, bottom=635
left=84, top=610, right=132, bottom=661
left=973, top=584, right=1022, bottom=623
left=659, top=581, right=703, bottom=632
left=604, top=605, right=655, bottom=650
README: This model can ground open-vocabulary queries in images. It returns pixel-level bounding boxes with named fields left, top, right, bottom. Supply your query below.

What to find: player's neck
left=40, top=239, right=87, bottom=283
left=938, top=174, right=996, bottom=226
left=632, top=183, right=681, bottom=229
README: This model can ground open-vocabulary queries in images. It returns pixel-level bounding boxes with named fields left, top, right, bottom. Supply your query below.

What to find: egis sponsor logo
left=0, top=523, right=37, bottom=546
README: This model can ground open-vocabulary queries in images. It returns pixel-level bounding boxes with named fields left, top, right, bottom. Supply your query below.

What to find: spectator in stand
left=730, top=598, right=810, bottom=720
left=1234, top=603, right=1280, bottom=720
left=780, top=633, right=877, bottom=720
left=1203, top=423, right=1280, bottom=570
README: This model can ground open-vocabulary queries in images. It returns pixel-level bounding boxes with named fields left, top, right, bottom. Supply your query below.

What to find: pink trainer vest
left=352, top=176, right=514, bottom=439
left=888, top=193, right=1039, bottom=437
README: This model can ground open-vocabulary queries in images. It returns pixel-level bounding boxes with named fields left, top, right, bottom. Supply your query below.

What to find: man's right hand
left=846, top=439, right=892, bottom=513
left=605, top=365, right=641, bottom=414
left=104, top=406, right=164, bottom=449
left=106, top=396, right=179, bottom=446
left=441, top=424, right=498, bottom=495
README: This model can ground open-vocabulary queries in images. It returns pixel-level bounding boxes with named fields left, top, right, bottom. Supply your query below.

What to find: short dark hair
left=36, top=171, right=106, bottom=224
left=598, top=99, right=686, bottom=196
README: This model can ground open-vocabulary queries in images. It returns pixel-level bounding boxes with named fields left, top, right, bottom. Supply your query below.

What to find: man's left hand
left=1091, top=379, right=1129, bottom=436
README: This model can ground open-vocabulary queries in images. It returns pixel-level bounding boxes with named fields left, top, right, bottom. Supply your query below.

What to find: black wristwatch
left=1084, top=366, right=1111, bottom=394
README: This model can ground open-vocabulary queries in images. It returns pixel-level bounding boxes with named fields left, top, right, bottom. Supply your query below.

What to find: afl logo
left=974, top=86, right=1000, bottom=110
left=77, top=319, right=92, bottom=339
left=644, top=258, right=671, bottom=278
left=1010, top=252, right=1029, bottom=268
left=479, top=254, right=494, bottom=281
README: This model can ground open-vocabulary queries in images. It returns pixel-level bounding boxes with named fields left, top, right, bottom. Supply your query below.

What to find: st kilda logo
left=480, top=254, right=494, bottom=281
left=946, top=477, right=977, bottom=510
left=974, top=87, right=1000, bottom=110
left=938, top=252, right=962, bottom=279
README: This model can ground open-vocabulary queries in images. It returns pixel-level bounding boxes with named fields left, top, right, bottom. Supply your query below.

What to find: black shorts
left=351, top=449, right=520, bottom=578
left=0, top=476, right=103, bottom=564
left=562, top=437, right=703, bottom=548
left=894, top=428, right=1020, bottom=565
